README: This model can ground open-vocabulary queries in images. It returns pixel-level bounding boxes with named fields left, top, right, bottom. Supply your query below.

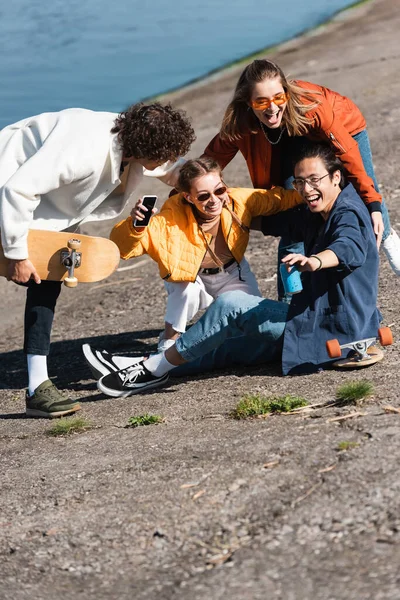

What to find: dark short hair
left=292, top=140, right=346, bottom=188
left=177, top=157, right=222, bottom=193
left=111, top=102, right=196, bottom=162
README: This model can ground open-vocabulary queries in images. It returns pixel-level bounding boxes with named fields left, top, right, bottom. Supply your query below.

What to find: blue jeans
left=172, top=290, right=289, bottom=376
left=353, top=129, right=390, bottom=239
left=277, top=128, right=391, bottom=299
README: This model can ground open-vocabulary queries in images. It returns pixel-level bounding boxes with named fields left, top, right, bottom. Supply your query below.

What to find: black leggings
left=23, top=280, right=62, bottom=355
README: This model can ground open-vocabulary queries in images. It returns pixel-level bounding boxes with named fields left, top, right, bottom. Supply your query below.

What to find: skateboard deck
left=0, top=230, right=120, bottom=286
left=333, top=346, right=384, bottom=368
left=326, top=327, right=393, bottom=369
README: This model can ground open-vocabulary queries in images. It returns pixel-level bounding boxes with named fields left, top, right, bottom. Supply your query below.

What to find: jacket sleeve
left=110, top=216, right=151, bottom=260
left=325, top=209, right=368, bottom=270
left=313, top=108, right=382, bottom=211
left=0, top=135, right=80, bottom=260
left=247, top=187, right=303, bottom=217
left=203, top=133, right=239, bottom=169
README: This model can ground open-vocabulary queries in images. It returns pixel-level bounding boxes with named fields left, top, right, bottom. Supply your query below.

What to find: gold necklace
left=260, top=122, right=284, bottom=145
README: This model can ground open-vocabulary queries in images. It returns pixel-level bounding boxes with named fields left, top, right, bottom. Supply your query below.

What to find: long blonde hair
left=220, top=59, right=321, bottom=140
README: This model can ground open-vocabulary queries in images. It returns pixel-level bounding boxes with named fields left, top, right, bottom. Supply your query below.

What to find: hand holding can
left=279, top=263, right=303, bottom=295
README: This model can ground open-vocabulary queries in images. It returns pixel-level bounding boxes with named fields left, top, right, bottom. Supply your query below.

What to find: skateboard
left=326, top=327, right=393, bottom=368
left=0, top=230, right=120, bottom=287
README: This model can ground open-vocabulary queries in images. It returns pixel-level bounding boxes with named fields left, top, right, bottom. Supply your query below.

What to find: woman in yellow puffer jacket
left=110, top=157, right=302, bottom=350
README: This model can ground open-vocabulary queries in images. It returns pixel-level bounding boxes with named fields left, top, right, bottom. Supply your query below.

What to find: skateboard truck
left=61, top=239, right=82, bottom=287
left=326, top=327, right=393, bottom=368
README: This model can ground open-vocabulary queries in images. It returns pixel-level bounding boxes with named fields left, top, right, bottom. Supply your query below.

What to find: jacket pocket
left=298, top=306, right=349, bottom=362
left=319, top=305, right=349, bottom=334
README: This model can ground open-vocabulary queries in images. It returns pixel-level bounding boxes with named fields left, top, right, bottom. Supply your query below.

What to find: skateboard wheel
left=64, top=276, right=78, bottom=288
left=326, top=338, right=341, bottom=358
left=378, top=326, right=393, bottom=347
left=67, top=238, right=81, bottom=250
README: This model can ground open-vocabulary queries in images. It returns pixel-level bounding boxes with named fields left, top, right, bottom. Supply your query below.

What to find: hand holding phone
left=132, top=195, right=157, bottom=227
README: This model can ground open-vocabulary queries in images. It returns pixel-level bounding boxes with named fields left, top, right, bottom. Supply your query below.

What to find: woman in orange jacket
left=204, top=59, right=400, bottom=295
left=110, top=157, right=302, bottom=351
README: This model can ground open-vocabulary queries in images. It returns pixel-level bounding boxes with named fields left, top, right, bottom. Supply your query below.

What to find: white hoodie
left=0, top=108, right=185, bottom=259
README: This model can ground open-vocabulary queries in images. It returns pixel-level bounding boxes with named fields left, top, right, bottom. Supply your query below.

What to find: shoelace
left=120, top=365, right=146, bottom=385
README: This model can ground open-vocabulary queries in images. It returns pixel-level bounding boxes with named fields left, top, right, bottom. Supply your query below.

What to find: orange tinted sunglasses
left=250, top=92, right=289, bottom=111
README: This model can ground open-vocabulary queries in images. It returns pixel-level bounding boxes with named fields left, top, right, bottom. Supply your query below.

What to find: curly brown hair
left=111, top=102, right=196, bottom=162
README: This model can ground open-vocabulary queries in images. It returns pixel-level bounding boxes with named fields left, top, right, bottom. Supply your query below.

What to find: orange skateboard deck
left=0, top=230, right=120, bottom=287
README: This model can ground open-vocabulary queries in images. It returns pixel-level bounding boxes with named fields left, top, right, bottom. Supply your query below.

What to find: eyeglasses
left=250, top=92, right=289, bottom=111
left=194, top=185, right=228, bottom=203
left=292, top=173, right=330, bottom=191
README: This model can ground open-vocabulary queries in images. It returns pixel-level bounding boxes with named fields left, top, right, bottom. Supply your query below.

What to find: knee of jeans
left=213, top=290, right=254, bottom=312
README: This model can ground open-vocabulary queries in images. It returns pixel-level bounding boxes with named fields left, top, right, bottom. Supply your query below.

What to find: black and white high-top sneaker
left=97, top=361, right=169, bottom=397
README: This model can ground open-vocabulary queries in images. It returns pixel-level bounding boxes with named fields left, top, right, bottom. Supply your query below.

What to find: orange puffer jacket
left=204, top=80, right=380, bottom=208
left=110, top=187, right=302, bottom=282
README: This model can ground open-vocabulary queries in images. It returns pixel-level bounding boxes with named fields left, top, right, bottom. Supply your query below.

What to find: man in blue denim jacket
left=263, top=180, right=380, bottom=374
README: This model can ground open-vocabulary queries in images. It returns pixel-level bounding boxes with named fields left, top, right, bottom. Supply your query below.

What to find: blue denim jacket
left=262, top=183, right=380, bottom=374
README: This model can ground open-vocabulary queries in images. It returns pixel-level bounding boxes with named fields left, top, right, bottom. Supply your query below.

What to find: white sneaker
left=383, top=228, right=400, bottom=276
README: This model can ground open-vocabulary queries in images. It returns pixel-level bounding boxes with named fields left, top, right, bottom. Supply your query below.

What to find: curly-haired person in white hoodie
left=0, top=102, right=195, bottom=418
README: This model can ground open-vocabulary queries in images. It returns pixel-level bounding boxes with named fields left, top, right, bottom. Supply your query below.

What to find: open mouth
left=263, top=108, right=281, bottom=126
left=305, top=192, right=321, bottom=208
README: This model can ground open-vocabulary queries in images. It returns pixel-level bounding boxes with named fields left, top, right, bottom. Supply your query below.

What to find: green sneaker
left=26, top=380, right=81, bottom=419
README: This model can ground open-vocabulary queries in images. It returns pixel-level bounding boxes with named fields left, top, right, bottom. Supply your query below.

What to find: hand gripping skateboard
left=326, top=327, right=393, bottom=368
left=0, top=230, right=120, bottom=287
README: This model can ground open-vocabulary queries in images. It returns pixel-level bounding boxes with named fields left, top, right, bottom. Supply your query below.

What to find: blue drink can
left=279, top=264, right=303, bottom=295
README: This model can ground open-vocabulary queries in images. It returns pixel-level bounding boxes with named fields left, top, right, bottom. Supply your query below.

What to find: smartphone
left=133, top=195, right=157, bottom=227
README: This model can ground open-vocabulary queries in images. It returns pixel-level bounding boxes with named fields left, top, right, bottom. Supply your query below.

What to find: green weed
left=126, top=414, right=163, bottom=428
left=231, top=394, right=308, bottom=419
left=337, top=440, right=360, bottom=452
left=46, top=416, right=92, bottom=436
left=335, top=380, right=373, bottom=406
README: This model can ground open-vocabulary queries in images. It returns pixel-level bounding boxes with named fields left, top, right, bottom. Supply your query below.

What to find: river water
left=0, top=0, right=356, bottom=128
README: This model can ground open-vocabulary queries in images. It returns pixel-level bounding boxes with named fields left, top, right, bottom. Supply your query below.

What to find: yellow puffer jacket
left=110, top=187, right=303, bottom=282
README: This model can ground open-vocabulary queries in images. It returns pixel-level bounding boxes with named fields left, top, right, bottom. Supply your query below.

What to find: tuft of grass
left=337, top=440, right=360, bottom=452
left=335, top=380, right=373, bottom=406
left=126, top=414, right=163, bottom=428
left=231, top=393, right=308, bottom=419
left=46, top=416, right=92, bottom=436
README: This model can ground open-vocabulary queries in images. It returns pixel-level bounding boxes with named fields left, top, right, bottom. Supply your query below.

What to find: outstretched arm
left=314, top=108, right=383, bottom=246
left=281, top=250, right=339, bottom=273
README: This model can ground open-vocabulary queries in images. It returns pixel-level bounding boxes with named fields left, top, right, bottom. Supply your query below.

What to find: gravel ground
left=1, top=1, right=400, bottom=598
